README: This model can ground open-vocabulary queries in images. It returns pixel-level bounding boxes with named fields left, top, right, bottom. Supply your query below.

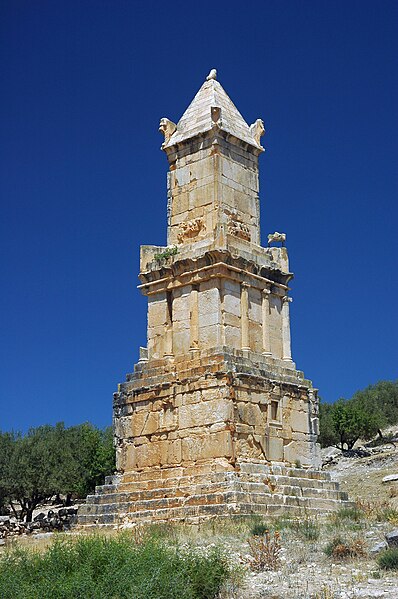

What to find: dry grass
left=247, top=530, right=282, bottom=571
left=324, top=536, right=367, bottom=560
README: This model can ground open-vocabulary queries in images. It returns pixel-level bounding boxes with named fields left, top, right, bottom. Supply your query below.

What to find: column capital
left=262, top=287, right=271, bottom=296
left=241, top=281, right=251, bottom=289
left=282, top=295, right=293, bottom=304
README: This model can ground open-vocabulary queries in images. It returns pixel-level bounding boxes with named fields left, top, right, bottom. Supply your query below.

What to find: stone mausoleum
left=79, top=71, right=350, bottom=526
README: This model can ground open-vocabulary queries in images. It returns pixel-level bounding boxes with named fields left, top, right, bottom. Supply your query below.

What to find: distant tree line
left=319, top=380, right=398, bottom=450
left=0, top=423, right=115, bottom=522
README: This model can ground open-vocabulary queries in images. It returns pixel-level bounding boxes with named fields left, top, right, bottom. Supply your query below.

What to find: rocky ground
left=234, top=442, right=398, bottom=598
left=2, top=444, right=398, bottom=598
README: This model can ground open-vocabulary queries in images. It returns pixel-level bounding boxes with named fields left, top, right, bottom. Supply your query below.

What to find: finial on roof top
left=206, top=68, right=217, bottom=81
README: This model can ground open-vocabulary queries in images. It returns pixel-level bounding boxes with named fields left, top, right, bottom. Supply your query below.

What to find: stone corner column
left=261, top=288, right=272, bottom=356
left=163, top=325, right=174, bottom=359
left=138, top=346, right=149, bottom=363
left=164, top=292, right=174, bottom=359
left=281, top=295, right=293, bottom=362
left=189, top=286, right=200, bottom=354
left=240, top=282, right=250, bottom=352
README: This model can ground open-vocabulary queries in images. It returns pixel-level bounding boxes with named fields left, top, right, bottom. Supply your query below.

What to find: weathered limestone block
left=223, top=286, right=241, bottom=317
left=147, top=294, right=168, bottom=326
left=175, top=165, right=190, bottom=186
left=179, top=399, right=232, bottom=430
left=159, top=405, right=178, bottom=432
left=123, top=441, right=158, bottom=470
left=290, top=409, right=310, bottom=434
left=173, top=288, right=191, bottom=322
left=173, top=329, right=190, bottom=356
left=249, top=322, right=263, bottom=353
left=267, top=435, right=284, bottom=461
left=237, top=402, right=265, bottom=428
left=248, top=288, right=262, bottom=322
left=236, top=435, right=264, bottom=460
left=159, top=439, right=182, bottom=466
left=131, top=411, right=159, bottom=437
left=181, top=430, right=233, bottom=462
left=199, top=324, right=220, bottom=348
left=224, top=325, right=241, bottom=347
left=199, top=282, right=220, bottom=313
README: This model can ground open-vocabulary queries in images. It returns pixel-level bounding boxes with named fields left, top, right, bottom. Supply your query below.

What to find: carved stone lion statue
left=267, top=231, right=286, bottom=246
left=249, top=118, right=265, bottom=145
left=159, top=118, right=177, bottom=145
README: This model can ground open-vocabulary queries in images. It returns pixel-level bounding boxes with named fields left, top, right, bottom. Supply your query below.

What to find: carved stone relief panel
left=225, top=210, right=251, bottom=242
left=177, top=217, right=206, bottom=243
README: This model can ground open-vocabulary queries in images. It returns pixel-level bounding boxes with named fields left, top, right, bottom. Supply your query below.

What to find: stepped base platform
left=77, top=461, right=353, bottom=528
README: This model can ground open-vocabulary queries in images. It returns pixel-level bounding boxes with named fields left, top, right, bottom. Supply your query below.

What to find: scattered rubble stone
left=385, top=529, right=398, bottom=547
left=382, top=474, right=398, bottom=483
left=34, top=512, right=46, bottom=521
left=369, top=541, right=388, bottom=554
left=342, top=448, right=371, bottom=458
left=0, top=506, right=78, bottom=542
left=32, top=532, right=54, bottom=540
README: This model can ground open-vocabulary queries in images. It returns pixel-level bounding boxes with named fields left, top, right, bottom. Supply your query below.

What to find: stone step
left=79, top=488, right=351, bottom=520
left=101, top=470, right=336, bottom=495
left=119, top=463, right=235, bottom=484
left=87, top=479, right=346, bottom=507
left=117, top=463, right=330, bottom=485
left=78, top=496, right=355, bottom=527
left=79, top=462, right=353, bottom=528
left=237, top=463, right=331, bottom=480
left=236, top=473, right=338, bottom=490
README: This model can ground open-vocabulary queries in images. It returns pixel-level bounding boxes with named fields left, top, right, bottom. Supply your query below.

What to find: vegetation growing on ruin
left=154, top=245, right=178, bottom=262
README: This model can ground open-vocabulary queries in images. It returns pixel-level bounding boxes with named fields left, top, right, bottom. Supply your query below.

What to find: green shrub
left=271, top=515, right=294, bottom=531
left=329, top=506, right=364, bottom=524
left=154, top=246, right=178, bottom=262
left=324, top=536, right=366, bottom=559
left=0, top=534, right=233, bottom=599
left=377, top=547, right=398, bottom=570
left=375, top=507, right=398, bottom=524
left=250, top=522, right=269, bottom=537
left=295, top=519, right=320, bottom=541
left=370, top=570, right=382, bottom=579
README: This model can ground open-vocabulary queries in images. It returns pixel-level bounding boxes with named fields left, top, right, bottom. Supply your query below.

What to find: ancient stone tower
left=79, top=71, right=351, bottom=526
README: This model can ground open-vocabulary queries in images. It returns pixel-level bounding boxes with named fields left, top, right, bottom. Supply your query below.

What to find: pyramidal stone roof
left=164, top=71, right=262, bottom=149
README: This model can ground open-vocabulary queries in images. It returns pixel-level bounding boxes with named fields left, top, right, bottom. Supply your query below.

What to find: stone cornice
left=138, top=249, right=292, bottom=295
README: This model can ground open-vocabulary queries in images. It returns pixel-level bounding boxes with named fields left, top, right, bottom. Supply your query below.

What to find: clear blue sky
left=1, top=1, right=397, bottom=432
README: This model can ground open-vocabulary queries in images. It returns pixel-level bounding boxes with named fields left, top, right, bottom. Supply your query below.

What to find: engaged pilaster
left=164, top=291, right=174, bottom=359
left=219, top=279, right=226, bottom=347
left=241, top=283, right=250, bottom=351
left=190, top=286, right=199, bottom=353
left=262, top=288, right=272, bottom=356
left=281, top=295, right=293, bottom=362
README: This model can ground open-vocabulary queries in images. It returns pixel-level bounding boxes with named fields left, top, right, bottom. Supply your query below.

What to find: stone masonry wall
left=146, top=275, right=286, bottom=361
left=167, top=135, right=261, bottom=248
left=114, top=352, right=320, bottom=474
